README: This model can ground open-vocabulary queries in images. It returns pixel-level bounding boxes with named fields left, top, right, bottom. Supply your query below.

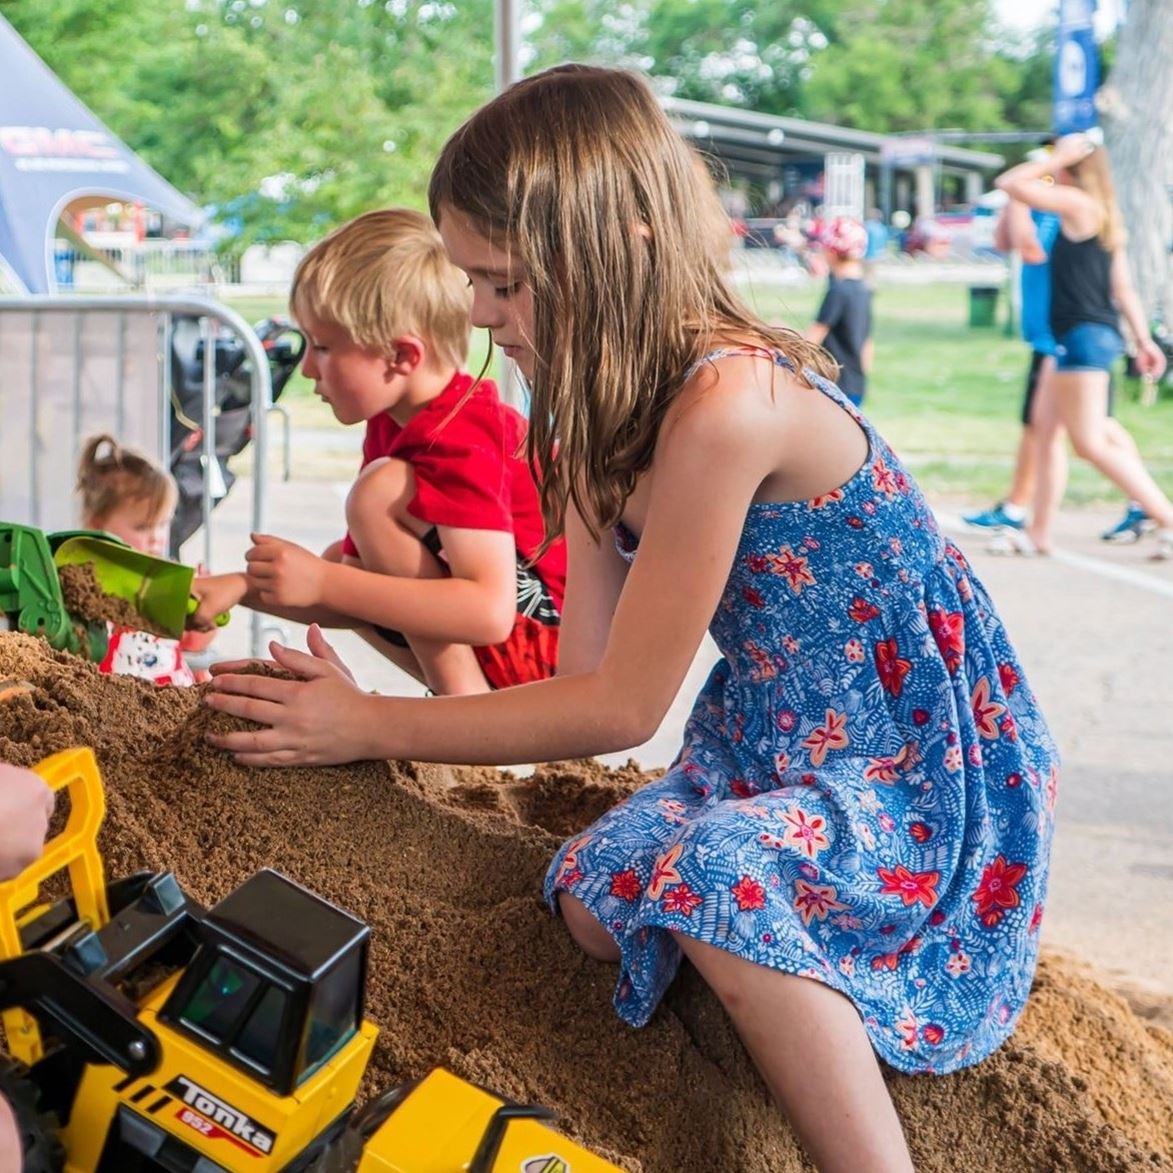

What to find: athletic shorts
left=372, top=528, right=561, bottom=690
left=1053, top=323, right=1123, bottom=373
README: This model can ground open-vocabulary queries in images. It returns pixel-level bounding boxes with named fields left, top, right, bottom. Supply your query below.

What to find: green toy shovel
left=52, top=536, right=229, bottom=639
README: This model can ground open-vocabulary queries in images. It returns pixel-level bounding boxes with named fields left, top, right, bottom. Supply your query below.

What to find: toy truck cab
left=159, top=868, right=369, bottom=1099
left=61, top=870, right=379, bottom=1172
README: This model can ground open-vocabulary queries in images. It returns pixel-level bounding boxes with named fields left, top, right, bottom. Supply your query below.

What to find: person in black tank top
left=995, top=133, right=1172, bottom=559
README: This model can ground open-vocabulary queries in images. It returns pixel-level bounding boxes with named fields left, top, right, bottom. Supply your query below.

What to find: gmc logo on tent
left=0, top=126, right=119, bottom=159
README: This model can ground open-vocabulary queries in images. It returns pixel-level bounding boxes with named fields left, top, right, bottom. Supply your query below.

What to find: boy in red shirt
left=192, top=209, right=564, bottom=694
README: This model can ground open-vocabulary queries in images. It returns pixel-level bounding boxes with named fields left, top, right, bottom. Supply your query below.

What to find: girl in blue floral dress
left=209, top=66, right=1058, bottom=1173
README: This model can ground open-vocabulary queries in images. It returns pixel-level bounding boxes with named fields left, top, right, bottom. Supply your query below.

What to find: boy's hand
left=189, top=572, right=248, bottom=631
left=246, top=534, right=328, bottom=609
left=205, top=626, right=372, bottom=766
left=0, top=764, right=54, bottom=879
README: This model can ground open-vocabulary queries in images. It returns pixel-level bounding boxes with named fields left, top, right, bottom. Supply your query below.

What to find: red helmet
left=823, top=216, right=868, bottom=260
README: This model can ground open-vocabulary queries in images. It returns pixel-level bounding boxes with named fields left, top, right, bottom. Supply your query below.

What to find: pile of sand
left=1, top=630, right=1170, bottom=1172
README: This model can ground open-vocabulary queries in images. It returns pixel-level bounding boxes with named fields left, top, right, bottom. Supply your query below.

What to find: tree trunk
left=1102, top=0, right=1173, bottom=325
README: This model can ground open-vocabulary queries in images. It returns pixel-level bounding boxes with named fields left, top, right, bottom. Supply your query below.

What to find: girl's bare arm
left=206, top=363, right=786, bottom=767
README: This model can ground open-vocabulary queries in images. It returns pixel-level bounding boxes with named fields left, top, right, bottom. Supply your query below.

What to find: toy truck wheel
left=0, top=1058, right=64, bottom=1173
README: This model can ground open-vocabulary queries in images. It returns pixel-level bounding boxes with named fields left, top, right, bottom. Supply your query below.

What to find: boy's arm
left=861, top=337, right=875, bottom=375
left=247, top=531, right=519, bottom=646
left=805, top=284, right=841, bottom=346
left=189, top=568, right=360, bottom=632
left=1001, top=200, right=1047, bottom=263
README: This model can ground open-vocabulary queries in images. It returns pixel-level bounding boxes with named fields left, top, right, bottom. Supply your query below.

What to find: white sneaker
left=988, top=530, right=1041, bottom=557
left=1150, top=529, right=1173, bottom=561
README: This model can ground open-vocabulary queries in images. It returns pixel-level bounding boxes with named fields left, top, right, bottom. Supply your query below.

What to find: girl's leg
left=674, top=934, right=914, bottom=1173
left=1059, top=372, right=1173, bottom=527
left=558, top=893, right=621, bottom=962
left=346, top=458, right=490, bottom=695
left=1026, top=370, right=1068, bottom=553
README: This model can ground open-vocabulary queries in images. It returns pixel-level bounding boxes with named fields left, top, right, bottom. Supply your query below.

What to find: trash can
left=53, top=245, right=76, bottom=289
left=968, top=285, right=999, bottom=328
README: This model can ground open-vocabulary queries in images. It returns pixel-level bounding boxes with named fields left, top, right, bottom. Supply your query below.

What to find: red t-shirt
left=342, top=371, right=566, bottom=686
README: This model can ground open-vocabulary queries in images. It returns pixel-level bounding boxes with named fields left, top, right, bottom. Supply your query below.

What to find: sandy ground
left=190, top=473, right=1173, bottom=1008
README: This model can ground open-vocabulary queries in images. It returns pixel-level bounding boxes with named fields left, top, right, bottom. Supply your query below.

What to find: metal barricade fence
left=0, top=294, right=275, bottom=656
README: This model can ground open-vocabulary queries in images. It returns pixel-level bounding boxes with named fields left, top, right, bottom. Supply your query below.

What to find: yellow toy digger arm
left=0, top=747, right=111, bottom=1065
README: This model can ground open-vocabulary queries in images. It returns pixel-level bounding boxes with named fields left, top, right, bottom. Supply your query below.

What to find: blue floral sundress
left=544, top=349, right=1059, bottom=1074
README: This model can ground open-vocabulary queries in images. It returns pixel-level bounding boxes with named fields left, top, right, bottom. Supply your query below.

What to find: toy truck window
left=300, top=949, right=361, bottom=1080
left=233, top=984, right=288, bottom=1073
left=181, top=957, right=261, bottom=1042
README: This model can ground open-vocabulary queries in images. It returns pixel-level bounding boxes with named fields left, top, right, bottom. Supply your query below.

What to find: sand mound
left=1, top=631, right=1169, bottom=1172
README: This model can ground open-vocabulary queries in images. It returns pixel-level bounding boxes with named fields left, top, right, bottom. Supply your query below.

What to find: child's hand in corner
left=0, top=764, right=54, bottom=879
left=245, top=534, right=330, bottom=609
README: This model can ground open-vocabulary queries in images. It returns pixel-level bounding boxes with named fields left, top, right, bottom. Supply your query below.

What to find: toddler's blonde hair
left=76, top=434, right=176, bottom=527
left=291, top=208, right=472, bottom=368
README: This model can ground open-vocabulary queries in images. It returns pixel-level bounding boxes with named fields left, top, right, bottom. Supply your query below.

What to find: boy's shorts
left=372, top=528, right=560, bottom=690
left=1054, top=323, right=1123, bottom=373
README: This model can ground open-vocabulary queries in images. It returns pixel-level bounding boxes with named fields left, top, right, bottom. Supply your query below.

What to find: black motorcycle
left=168, top=315, right=305, bottom=555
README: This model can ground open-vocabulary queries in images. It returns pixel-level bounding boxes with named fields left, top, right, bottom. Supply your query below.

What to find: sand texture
left=0, top=631, right=1169, bottom=1172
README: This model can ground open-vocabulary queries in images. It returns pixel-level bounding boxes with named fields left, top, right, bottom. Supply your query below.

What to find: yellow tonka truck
left=0, top=748, right=620, bottom=1173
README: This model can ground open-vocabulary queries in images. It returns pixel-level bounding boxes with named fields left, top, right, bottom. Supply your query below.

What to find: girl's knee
left=1068, top=432, right=1107, bottom=463
left=557, top=892, right=621, bottom=963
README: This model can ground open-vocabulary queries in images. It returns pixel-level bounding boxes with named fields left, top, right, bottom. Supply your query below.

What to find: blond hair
left=76, top=434, right=176, bottom=527
left=1069, top=148, right=1126, bottom=252
left=429, top=65, right=835, bottom=547
left=291, top=208, right=472, bottom=368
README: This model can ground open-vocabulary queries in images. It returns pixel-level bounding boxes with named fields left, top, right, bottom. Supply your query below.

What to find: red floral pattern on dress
left=874, top=638, right=912, bottom=697
left=877, top=865, right=940, bottom=908
left=802, top=709, right=849, bottom=766
left=972, top=856, right=1028, bottom=928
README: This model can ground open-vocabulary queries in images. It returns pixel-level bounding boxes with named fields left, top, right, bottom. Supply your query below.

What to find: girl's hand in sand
left=205, top=626, right=371, bottom=765
left=245, top=534, right=328, bottom=609
left=0, top=764, right=55, bottom=879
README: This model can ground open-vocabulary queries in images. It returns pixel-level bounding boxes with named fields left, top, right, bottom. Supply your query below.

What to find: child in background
left=805, top=216, right=874, bottom=406
left=208, top=67, right=1058, bottom=1172
left=191, top=209, right=565, bottom=695
left=76, top=435, right=212, bottom=685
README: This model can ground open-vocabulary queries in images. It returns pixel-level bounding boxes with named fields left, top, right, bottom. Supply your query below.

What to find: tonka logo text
left=166, top=1075, right=276, bottom=1155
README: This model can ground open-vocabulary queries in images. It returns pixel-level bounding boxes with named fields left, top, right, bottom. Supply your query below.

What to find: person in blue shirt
left=964, top=176, right=1150, bottom=543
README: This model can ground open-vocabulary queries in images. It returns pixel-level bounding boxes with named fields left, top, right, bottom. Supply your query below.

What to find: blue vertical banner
left=1053, top=0, right=1100, bottom=134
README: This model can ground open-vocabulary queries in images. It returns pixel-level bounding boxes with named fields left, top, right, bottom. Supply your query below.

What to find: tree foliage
left=2, top=0, right=1056, bottom=244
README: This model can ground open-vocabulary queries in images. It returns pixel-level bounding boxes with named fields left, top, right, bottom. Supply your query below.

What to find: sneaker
left=1151, top=529, right=1173, bottom=562
left=1100, top=504, right=1155, bottom=543
left=962, top=502, right=1025, bottom=531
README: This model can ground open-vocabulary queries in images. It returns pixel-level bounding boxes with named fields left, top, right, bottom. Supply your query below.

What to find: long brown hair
left=76, top=433, right=176, bottom=527
left=428, top=64, right=835, bottom=547
left=1069, top=147, right=1126, bottom=252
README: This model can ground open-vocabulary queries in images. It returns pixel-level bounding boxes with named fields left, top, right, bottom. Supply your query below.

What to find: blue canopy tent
left=0, top=13, right=201, bottom=293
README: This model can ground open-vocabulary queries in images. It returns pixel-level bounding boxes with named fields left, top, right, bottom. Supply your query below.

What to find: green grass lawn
left=226, top=281, right=1173, bottom=508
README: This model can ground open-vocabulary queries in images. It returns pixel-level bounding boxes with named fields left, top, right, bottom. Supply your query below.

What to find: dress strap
left=684, top=345, right=789, bottom=382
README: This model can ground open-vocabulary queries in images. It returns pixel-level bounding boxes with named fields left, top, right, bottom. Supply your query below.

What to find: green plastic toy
left=0, top=522, right=228, bottom=661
